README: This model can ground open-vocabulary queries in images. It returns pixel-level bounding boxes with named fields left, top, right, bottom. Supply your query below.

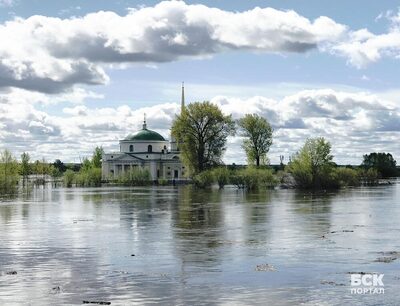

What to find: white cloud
left=0, top=1, right=346, bottom=93
left=0, top=88, right=398, bottom=165
left=331, top=11, right=400, bottom=68
left=332, top=30, right=400, bottom=68
left=0, top=87, right=103, bottom=105
left=1, top=0, right=400, bottom=98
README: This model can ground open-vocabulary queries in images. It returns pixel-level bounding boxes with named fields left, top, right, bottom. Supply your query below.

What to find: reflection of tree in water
left=80, top=187, right=179, bottom=230
left=292, top=190, right=336, bottom=213
left=243, top=190, right=272, bottom=225
left=0, top=205, right=16, bottom=223
left=174, top=186, right=221, bottom=232
left=289, top=190, right=338, bottom=235
left=240, top=190, right=273, bottom=248
left=172, top=186, right=223, bottom=264
left=0, top=185, right=35, bottom=223
left=0, top=189, right=18, bottom=201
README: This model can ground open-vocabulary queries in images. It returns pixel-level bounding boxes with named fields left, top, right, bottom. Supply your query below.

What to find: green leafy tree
left=20, top=152, right=31, bottom=185
left=288, top=137, right=335, bottom=189
left=238, top=114, right=273, bottom=167
left=70, top=147, right=104, bottom=187
left=63, top=169, right=75, bottom=187
left=361, top=152, right=397, bottom=177
left=0, top=149, right=19, bottom=193
left=33, top=160, right=40, bottom=175
left=49, top=165, right=62, bottom=178
left=92, top=146, right=104, bottom=168
left=171, top=101, right=235, bottom=173
left=53, top=159, right=66, bottom=173
left=33, top=159, right=49, bottom=176
left=80, top=158, right=92, bottom=171
left=212, top=167, right=230, bottom=189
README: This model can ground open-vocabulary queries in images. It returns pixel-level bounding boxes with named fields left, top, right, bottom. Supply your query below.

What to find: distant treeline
left=193, top=140, right=398, bottom=190
left=0, top=147, right=397, bottom=194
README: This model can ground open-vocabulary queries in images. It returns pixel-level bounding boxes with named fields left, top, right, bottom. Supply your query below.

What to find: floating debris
left=377, top=251, right=400, bottom=257
left=6, top=271, right=17, bottom=275
left=82, top=301, right=111, bottom=305
left=73, top=219, right=94, bottom=223
left=320, top=280, right=346, bottom=286
left=51, top=286, right=62, bottom=294
left=330, top=230, right=354, bottom=234
left=255, top=264, right=276, bottom=272
left=346, top=272, right=377, bottom=275
left=375, top=257, right=397, bottom=263
left=374, top=251, right=400, bottom=263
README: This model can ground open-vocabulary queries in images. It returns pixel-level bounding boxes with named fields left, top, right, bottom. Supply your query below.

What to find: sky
left=0, top=0, right=400, bottom=164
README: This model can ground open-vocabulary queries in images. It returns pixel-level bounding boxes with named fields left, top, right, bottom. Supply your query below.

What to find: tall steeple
left=181, top=82, right=185, bottom=113
left=143, top=113, right=147, bottom=129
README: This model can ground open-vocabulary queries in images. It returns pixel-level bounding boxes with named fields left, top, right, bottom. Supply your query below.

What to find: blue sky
left=0, top=0, right=399, bottom=164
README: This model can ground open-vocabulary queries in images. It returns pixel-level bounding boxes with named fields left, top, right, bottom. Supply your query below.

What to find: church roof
left=124, top=128, right=166, bottom=141
left=124, top=115, right=166, bottom=142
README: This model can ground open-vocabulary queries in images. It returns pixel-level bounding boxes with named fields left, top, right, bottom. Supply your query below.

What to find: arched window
left=129, top=145, right=133, bottom=152
left=147, top=145, right=152, bottom=153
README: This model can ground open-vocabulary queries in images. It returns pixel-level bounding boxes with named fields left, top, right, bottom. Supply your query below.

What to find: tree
left=238, top=114, right=273, bottom=167
left=0, top=149, right=19, bottom=193
left=92, top=146, right=104, bottom=168
left=361, top=152, right=397, bottom=178
left=171, top=101, right=235, bottom=173
left=53, top=159, right=66, bottom=173
left=20, top=152, right=31, bottom=185
left=288, top=137, right=335, bottom=188
left=70, top=147, right=104, bottom=187
left=49, top=165, right=62, bottom=178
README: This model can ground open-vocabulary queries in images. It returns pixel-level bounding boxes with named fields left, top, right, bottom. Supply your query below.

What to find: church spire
left=143, top=113, right=147, bottom=129
left=181, top=82, right=185, bottom=113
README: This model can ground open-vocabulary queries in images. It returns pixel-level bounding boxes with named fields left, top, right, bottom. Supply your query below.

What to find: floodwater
left=0, top=182, right=400, bottom=305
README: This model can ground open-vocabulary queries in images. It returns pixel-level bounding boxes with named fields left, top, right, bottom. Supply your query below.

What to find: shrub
left=335, top=168, right=360, bottom=187
left=0, top=149, right=19, bottom=194
left=50, top=165, right=62, bottom=178
left=358, top=168, right=380, bottom=186
left=157, top=178, right=168, bottom=185
left=118, top=168, right=151, bottom=186
left=212, top=167, right=230, bottom=189
left=193, top=170, right=214, bottom=188
left=287, top=137, right=336, bottom=189
left=230, top=167, right=277, bottom=190
left=63, top=169, right=75, bottom=187
left=287, top=158, right=313, bottom=188
left=75, top=167, right=102, bottom=187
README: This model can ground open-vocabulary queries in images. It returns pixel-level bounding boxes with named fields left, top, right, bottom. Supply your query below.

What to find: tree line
left=0, top=147, right=105, bottom=193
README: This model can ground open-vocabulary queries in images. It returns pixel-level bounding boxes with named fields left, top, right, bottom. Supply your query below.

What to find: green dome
left=125, top=128, right=165, bottom=141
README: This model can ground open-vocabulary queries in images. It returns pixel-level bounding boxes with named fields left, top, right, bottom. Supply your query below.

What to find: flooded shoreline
left=0, top=183, right=399, bottom=305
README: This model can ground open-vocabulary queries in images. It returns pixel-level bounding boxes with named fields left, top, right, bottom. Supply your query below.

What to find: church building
left=101, top=85, right=186, bottom=181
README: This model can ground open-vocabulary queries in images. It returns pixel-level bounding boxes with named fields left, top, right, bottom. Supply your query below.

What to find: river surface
left=0, top=183, right=400, bottom=305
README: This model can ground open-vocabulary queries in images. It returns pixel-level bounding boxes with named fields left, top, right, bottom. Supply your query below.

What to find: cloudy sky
left=0, top=0, right=399, bottom=164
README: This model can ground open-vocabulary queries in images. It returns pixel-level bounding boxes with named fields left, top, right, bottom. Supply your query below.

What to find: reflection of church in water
left=102, top=85, right=186, bottom=181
